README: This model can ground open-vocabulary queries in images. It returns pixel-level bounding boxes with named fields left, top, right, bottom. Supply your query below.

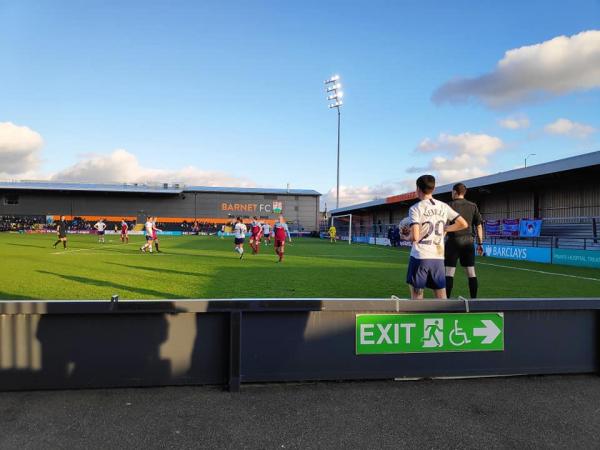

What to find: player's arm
left=475, top=223, right=484, bottom=255
left=445, top=216, right=468, bottom=233
left=476, top=223, right=484, bottom=241
left=473, top=205, right=484, bottom=254
left=408, top=206, right=420, bottom=242
left=409, top=223, right=420, bottom=242
left=285, top=224, right=292, bottom=242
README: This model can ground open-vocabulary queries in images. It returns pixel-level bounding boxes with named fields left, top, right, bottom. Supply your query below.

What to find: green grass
left=0, top=233, right=598, bottom=300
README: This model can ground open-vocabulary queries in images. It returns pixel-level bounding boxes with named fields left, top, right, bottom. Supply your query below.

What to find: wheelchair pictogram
left=449, top=320, right=471, bottom=346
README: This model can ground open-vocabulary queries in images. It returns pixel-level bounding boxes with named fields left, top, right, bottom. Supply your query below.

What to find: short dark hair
left=236, top=216, right=242, bottom=222
left=453, top=183, right=467, bottom=196
left=416, top=175, right=436, bottom=194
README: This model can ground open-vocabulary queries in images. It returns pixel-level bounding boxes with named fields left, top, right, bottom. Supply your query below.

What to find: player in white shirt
left=94, top=219, right=107, bottom=243
left=233, top=217, right=248, bottom=260
left=262, top=222, right=271, bottom=245
left=405, top=175, right=467, bottom=300
left=140, top=216, right=154, bottom=253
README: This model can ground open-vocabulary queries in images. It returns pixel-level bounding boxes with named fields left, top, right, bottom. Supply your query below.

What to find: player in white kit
left=94, top=219, right=107, bottom=243
left=262, top=222, right=271, bottom=245
left=140, top=216, right=154, bottom=253
left=233, top=217, right=247, bottom=260
left=405, top=175, right=468, bottom=300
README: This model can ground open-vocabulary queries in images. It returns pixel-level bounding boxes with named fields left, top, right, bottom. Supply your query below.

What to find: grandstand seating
left=541, top=220, right=600, bottom=251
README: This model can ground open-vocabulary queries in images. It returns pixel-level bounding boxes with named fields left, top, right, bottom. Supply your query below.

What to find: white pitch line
left=51, top=248, right=91, bottom=255
left=51, top=244, right=142, bottom=256
left=478, top=261, right=600, bottom=282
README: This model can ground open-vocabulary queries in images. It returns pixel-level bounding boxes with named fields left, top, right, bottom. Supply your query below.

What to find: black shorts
left=58, top=233, right=67, bottom=239
left=234, top=237, right=245, bottom=245
left=445, top=238, right=475, bottom=268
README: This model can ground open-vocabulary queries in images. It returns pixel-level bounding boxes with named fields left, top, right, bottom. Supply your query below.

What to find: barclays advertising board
left=482, top=244, right=551, bottom=263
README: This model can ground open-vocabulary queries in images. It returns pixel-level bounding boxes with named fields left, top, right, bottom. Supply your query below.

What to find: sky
left=1, top=0, right=599, bottom=208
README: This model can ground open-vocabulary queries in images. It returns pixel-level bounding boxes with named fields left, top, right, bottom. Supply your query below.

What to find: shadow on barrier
left=37, top=307, right=171, bottom=387
left=0, top=299, right=241, bottom=390
left=0, top=301, right=184, bottom=389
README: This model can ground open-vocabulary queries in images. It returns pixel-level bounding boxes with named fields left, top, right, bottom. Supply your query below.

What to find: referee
left=444, top=183, right=484, bottom=298
left=52, top=215, right=68, bottom=250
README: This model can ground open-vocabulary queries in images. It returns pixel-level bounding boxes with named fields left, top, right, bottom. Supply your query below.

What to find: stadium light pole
left=324, top=74, right=343, bottom=209
left=525, top=153, right=536, bottom=168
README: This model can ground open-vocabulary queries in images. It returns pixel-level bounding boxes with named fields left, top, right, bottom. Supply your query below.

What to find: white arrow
left=473, top=320, right=501, bottom=344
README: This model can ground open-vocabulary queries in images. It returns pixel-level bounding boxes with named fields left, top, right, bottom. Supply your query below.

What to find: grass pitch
left=0, top=233, right=599, bottom=300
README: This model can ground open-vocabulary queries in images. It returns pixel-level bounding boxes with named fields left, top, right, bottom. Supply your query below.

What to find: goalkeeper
left=328, top=224, right=337, bottom=243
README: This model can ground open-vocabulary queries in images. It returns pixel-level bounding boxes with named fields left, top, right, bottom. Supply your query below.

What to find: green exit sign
left=356, top=313, right=504, bottom=355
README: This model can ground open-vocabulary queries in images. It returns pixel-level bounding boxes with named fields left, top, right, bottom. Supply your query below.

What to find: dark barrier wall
left=0, top=298, right=599, bottom=391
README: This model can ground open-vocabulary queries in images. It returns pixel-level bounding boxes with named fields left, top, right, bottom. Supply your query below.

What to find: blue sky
left=1, top=0, right=599, bottom=206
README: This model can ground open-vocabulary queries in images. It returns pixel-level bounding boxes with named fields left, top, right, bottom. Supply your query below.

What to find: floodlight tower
left=324, top=74, right=343, bottom=209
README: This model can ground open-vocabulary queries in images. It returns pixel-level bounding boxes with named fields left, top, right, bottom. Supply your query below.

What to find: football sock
left=468, top=277, right=478, bottom=299
left=63, top=241, right=66, bottom=249
left=53, top=240, right=61, bottom=247
left=445, top=276, right=454, bottom=298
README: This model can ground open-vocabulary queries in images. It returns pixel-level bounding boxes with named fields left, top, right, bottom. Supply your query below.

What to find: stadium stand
left=328, top=151, right=600, bottom=253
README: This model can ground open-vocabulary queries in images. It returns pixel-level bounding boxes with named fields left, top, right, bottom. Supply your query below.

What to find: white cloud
left=499, top=115, right=530, bottom=130
left=410, top=132, right=504, bottom=184
left=50, top=149, right=256, bottom=187
left=544, top=118, right=596, bottom=139
left=432, top=30, right=600, bottom=107
left=323, top=181, right=411, bottom=209
left=326, top=132, right=505, bottom=208
left=416, top=133, right=503, bottom=156
left=0, top=122, right=44, bottom=176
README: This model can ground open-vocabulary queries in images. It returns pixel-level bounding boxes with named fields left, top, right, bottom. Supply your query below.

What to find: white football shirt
left=145, top=221, right=153, bottom=236
left=234, top=222, right=247, bottom=239
left=409, top=198, right=459, bottom=260
left=262, top=223, right=271, bottom=234
left=95, top=221, right=107, bottom=232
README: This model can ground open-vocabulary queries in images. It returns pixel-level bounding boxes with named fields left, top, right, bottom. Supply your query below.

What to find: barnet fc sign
left=221, top=201, right=283, bottom=214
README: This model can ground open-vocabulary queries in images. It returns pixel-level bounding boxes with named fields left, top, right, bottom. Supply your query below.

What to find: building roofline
left=0, top=181, right=320, bottom=196
left=331, top=150, right=600, bottom=215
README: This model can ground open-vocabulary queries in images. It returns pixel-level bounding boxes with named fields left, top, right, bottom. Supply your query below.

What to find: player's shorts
left=146, top=235, right=153, bottom=241
left=444, top=237, right=475, bottom=268
left=98, top=230, right=105, bottom=235
left=234, top=237, right=245, bottom=245
left=58, top=232, right=67, bottom=239
left=406, top=257, right=445, bottom=290
left=121, top=231, right=128, bottom=236
left=263, top=233, right=270, bottom=238
left=275, top=239, right=285, bottom=247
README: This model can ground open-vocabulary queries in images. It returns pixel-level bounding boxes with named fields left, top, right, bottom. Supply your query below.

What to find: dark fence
left=1, top=298, right=599, bottom=392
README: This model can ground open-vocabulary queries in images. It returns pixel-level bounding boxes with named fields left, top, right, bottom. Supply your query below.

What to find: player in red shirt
left=120, top=219, right=129, bottom=244
left=272, top=215, right=292, bottom=262
left=249, top=216, right=263, bottom=254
